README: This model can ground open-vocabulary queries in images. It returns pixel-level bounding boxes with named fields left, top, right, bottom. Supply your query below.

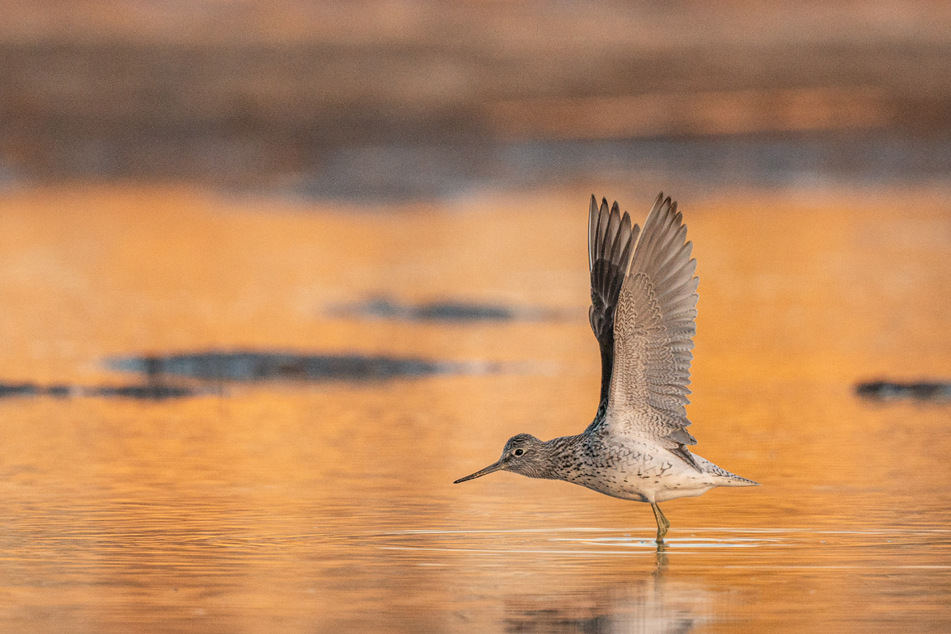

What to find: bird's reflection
left=654, top=541, right=669, bottom=570
left=501, top=551, right=708, bottom=633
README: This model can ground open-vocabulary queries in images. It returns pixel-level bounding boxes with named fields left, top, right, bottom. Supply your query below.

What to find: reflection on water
left=0, top=185, right=949, bottom=631
left=498, top=574, right=709, bottom=634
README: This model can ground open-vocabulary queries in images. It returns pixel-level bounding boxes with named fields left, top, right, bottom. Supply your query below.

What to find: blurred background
left=1, top=2, right=950, bottom=632
left=2, top=0, right=951, bottom=197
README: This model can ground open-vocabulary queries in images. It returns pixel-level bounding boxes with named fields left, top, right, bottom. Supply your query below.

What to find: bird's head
left=453, top=433, right=552, bottom=482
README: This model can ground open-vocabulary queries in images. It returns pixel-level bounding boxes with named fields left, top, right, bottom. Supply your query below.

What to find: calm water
left=0, top=185, right=949, bottom=632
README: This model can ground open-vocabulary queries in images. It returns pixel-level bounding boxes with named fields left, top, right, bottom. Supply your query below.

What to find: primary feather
left=596, top=194, right=700, bottom=458
left=587, top=196, right=639, bottom=409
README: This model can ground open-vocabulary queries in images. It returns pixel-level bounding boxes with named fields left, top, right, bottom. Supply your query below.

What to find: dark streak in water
left=0, top=383, right=41, bottom=398
left=86, top=384, right=199, bottom=400
left=108, top=351, right=493, bottom=382
left=0, top=382, right=201, bottom=401
left=855, top=380, right=951, bottom=402
left=333, top=296, right=567, bottom=323
left=0, top=352, right=495, bottom=401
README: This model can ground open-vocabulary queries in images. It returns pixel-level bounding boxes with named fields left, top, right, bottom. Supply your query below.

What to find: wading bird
left=454, top=194, right=758, bottom=543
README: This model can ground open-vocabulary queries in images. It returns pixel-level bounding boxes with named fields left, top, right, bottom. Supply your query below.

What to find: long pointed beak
left=453, top=460, right=504, bottom=484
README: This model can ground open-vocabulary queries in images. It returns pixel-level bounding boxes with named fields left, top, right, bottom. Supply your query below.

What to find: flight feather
left=587, top=195, right=639, bottom=408
left=602, top=193, right=700, bottom=455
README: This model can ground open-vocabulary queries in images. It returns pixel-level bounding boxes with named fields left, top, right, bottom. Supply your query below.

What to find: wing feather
left=602, top=193, right=700, bottom=455
left=587, top=195, right=639, bottom=408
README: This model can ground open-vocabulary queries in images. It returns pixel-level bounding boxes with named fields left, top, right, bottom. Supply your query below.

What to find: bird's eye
left=513, top=448, right=524, bottom=457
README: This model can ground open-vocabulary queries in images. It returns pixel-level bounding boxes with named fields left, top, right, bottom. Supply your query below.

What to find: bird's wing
left=586, top=195, right=639, bottom=410
left=600, top=193, right=699, bottom=455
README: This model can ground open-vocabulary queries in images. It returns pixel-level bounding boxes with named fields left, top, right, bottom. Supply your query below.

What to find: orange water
left=0, top=184, right=948, bottom=631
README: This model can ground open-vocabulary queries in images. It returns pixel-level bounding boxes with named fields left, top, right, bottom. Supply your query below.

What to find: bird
left=454, top=193, right=758, bottom=544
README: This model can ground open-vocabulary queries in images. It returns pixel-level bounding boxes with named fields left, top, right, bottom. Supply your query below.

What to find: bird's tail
left=715, top=472, right=760, bottom=487
left=694, top=455, right=760, bottom=487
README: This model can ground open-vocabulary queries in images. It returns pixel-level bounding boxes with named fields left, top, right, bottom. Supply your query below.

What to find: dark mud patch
left=108, top=350, right=493, bottom=383
left=0, top=351, right=494, bottom=401
left=87, top=384, right=200, bottom=400
left=0, top=383, right=45, bottom=398
left=855, top=380, right=951, bottom=402
left=0, top=381, right=201, bottom=401
left=332, top=296, right=567, bottom=323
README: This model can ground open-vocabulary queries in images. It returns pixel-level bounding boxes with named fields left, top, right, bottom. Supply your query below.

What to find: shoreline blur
left=2, top=1, right=951, bottom=197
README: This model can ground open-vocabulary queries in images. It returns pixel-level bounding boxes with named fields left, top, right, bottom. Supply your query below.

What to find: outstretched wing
left=587, top=195, right=639, bottom=410
left=602, top=193, right=699, bottom=455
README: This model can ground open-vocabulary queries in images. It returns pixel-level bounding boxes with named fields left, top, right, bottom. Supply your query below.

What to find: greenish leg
left=651, top=502, right=670, bottom=544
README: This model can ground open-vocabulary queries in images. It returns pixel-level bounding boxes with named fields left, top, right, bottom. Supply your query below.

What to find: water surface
left=0, top=185, right=948, bottom=631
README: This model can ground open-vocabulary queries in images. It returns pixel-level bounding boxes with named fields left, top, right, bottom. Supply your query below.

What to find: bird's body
left=455, top=194, right=757, bottom=543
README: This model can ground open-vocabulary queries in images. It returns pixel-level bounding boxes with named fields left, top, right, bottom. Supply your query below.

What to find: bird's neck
left=540, top=434, right=587, bottom=482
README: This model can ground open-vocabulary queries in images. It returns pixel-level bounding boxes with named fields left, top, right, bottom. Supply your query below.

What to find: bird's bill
left=453, top=460, right=504, bottom=484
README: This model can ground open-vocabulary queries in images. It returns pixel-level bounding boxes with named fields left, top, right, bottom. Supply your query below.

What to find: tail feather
left=693, top=454, right=759, bottom=487
left=716, top=472, right=760, bottom=487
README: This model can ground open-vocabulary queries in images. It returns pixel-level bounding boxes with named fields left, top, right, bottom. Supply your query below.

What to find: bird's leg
left=651, top=502, right=670, bottom=544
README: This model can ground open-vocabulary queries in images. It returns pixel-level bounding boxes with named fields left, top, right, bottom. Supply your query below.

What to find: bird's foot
left=651, top=502, right=670, bottom=544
